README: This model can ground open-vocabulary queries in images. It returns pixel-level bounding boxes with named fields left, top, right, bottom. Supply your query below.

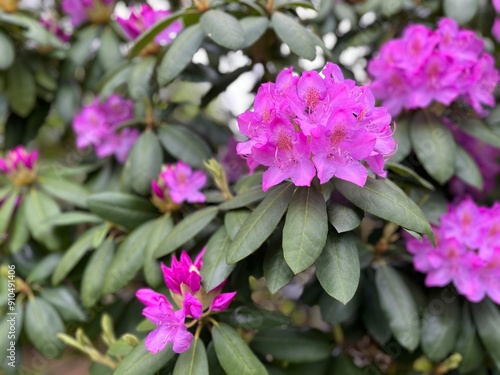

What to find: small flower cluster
left=137, top=250, right=236, bottom=354
left=407, top=198, right=500, bottom=304
left=151, top=162, right=207, bottom=212
left=72, top=94, right=139, bottom=164
left=0, top=146, right=38, bottom=186
left=237, top=63, right=395, bottom=191
left=117, top=4, right=182, bottom=45
left=62, top=0, right=114, bottom=27
left=368, top=18, right=499, bottom=116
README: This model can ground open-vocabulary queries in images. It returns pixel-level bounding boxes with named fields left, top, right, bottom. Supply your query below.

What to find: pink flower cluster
left=368, top=18, right=499, bottom=116
left=72, top=94, right=139, bottom=164
left=62, top=0, right=113, bottom=27
left=152, top=162, right=207, bottom=207
left=0, top=146, right=38, bottom=175
left=237, top=63, right=395, bottom=191
left=117, top=4, right=182, bottom=45
left=137, top=250, right=236, bottom=354
left=407, top=198, right=500, bottom=304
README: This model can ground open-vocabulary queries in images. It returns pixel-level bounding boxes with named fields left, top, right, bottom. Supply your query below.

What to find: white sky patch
left=192, top=48, right=209, bottom=65
left=338, top=18, right=352, bottom=35
left=360, top=11, right=376, bottom=27
left=323, top=32, right=337, bottom=50
left=299, top=46, right=325, bottom=70
left=219, top=51, right=251, bottom=74
left=280, top=43, right=291, bottom=56
left=296, top=7, right=318, bottom=20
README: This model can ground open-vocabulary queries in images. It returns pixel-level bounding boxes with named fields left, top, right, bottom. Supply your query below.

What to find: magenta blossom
left=406, top=197, right=500, bottom=304
left=61, top=0, right=114, bottom=27
left=117, top=4, right=182, bottom=45
left=0, top=146, right=38, bottom=187
left=72, top=94, right=139, bottom=163
left=368, top=18, right=499, bottom=116
left=237, top=63, right=395, bottom=191
left=136, top=249, right=237, bottom=354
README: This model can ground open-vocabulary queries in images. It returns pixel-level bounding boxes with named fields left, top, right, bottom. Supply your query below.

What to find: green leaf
left=47, top=212, right=103, bottom=226
left=315, top=232, right=360, bottom=304
left=128, top=57, right=156, bottom=100
left=283, top=186, right=328, bottom=274
left=333, top=177, right=433, bottom=241
left=392, top=117, right=411, bottom=163
left=410, top=111, right=456, bottom=184
left=251, top=328, right=331, bottom=363
left=319, top=289, right=360, bottom=325
left=39, top=176, right=91, bottom=208
left=158, top=125, right=211, bottom=168
left=0, top=297, right=23, bottom=354
left=375, top=265, right=419, bottom=351
left=107, top=340, right=134, bottom=357
left=7, top=196, right=29, bottom=253
left=212, top=323, right=268, bottom=375
left=103, top=220, right=157, bottom=294
left=173, top=337, right=209, bottom=375
left=114, top=341, right=175, bottom=375
left=201, top=226, right=235, bottom=291
left=25, top=189, right=61, bottom=251
left=68, top=25, right=100, bottom=65
left=327, top=192, right=363, bottom=233
left=158, top=24, right=205, bottom=85
left=25, top=297, right=65, bottom=358
left=240, top=17, right=269, bottom=48
left=457, top=118, right=500, bottom=148
left=472, top=298, right=500, bottom=370
left=81, top=238, right=115, bottom=307
left=361, top=278, right=391, bottom=345
left=219, top=187, right=267, bottom=210
left=421, top=292, right=460, bottom=362
left=143, top=214, right=174, bottom=287
left=0, top=192, right=17, bottom=244
left=224, top=209, right=251, bottom=240
left=98, top=26, right=123, bottom=71
left=52, top=226, right=101, bottom=284
left=386, top=162, right=435, bottom=191
left=455, top=304, right=484, bottom=373
left=219, top=306, right=290, bottom=330
left=207, top=341, right=226, bottom=375
left=0, top=31, right=14, bottom=70
left=87, top=192, right=159, bottom=230
left=263, top=246, right=293, bottom=294
left=129, top=130, right=163, bottom=195
left=331, top=354, right=363, bottom=375
left=5, top=61, right=36, bottom=117
left=39, top=287, right=87, bottom=322
left=200, top=10, right=245, bottom=50
left=27, top=253, right=62, bottom=283
left=443, top=0, right=478, bottom=24
left=227, top=183, right=295, bottom=264
left=154, top=206, right=219, bottom=258
left=455, top=145, right=483, bottom=190
left=271, top=12, right=316, bottom=60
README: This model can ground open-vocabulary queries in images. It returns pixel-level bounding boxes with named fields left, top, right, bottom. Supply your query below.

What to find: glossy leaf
left=240, top=17, right=269, bottom=48
left=263, top=246, right=294, bottom=294
left=0, top=31, right=14, bottom=70
left=47, top=212, right=103, bottom=226
left=201, top=226, right=235, bottom=291
left=158, top=125, right=211, bottom=168
left=455, top=145, right=483, bottom=190
left=200, top=10, right=245, bottom=50
left=143, top=214, right=174, bottom=287
left=271, top=12, right=316, bottom=60
left=39, top=176, right=91, bottom=208
left=455, top=304, right=484, bottom=373
left=224, top=209, right=251, bottom=240
left=27, top=253, right=62, bottom=283
left=5, top=61, right=36, bottom=117
left=98, top=26, right=122, bottom=71
left=173, top=337, right=209, bottom=375
left=114, top=341, right=175, bottom=375
left=219, top=187, right=267, bottom=210
left=459, top=118, right=500, bottom=148
left=39, top=287, right=87, bottom=322
left=129, top=130, right=163, bottom=195
left=472, top=298, right=500, bottom=369
left=219, top=306, right=290, bottom=330
left=7, top=197, right=29, bottom=253
left=128, top=57, right=156, bottom=100
left=25, top=189, right=61, bottom=251
left=0, top=192, right=17, bottom=244
left=327, top=192, right=363, bottom=233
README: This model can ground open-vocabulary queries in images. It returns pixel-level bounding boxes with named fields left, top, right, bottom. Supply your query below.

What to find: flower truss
left=368, top=17, right=499, bottom=116
left=406, top=197, right=500, bottom=304
left=72, top=94, right=139, bottom=163
left=137, top=250, right=236, bottom=354
left=0, top=146, right=38, bottom=186
left=237, top=63, right=396, bottom=191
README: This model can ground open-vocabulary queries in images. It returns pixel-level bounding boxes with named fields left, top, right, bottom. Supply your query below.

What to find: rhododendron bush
left=1, top=0, right=500, bottom=374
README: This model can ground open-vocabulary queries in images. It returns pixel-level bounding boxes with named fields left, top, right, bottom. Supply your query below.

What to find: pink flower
left=0, top=146, right=38, bottom=175
left=406, top=198, right=500, bottom=304
left=161, top=251, right=203, bottom=294
left=40, top=16, right=70, bottom=42
left=494, top=0, right=500, bottom=13
left=368, top=17, right=499, bottom=116
left=72, top=95, right=138, bottom=163
left=152, top=162, right=207, bottom=205
left=493, top=18, right=500, bottom=43
left=210, top=292, right=237, bottom=312
left=62, top=0, right=114, bottom=27
left=117, top=4, right=182, bottom=45
left=237, top=63, right=395, bottom=191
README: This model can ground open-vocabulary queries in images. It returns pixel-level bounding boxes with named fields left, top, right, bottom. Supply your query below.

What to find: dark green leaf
left=319, top=291, right=359, bottom=325
left=81, top=238, right=115, bottom=307
left=212, top=323, right=268, bottom=375
left=386, top=162, right=435, bottom=191
left=315, top=232, right=360, bottom=304
left=333, top=177, right=434, bottom=241
left=114, top=341, right=175, bottom=375
left=283, top=186, right=328, bottom=274
left=68, top=25, right=100, bottom=64
left=39, top=176, right=91, bottom=208
left=455, top=145, right=483, bottom=190
left=421, top=292, right=460, bottom=362
left=410, top=111, right=456, bottom=184
left=458, top=118, right=500, bottom=148
left=201, top=226, right=235, bottom=291
left=271, top=12, right=316, bottom=60
left=227, top=183, right=295, bottom=264
left=361, top=278, right=391, bottom=345
left=7, top=196, right=29, bottom=253
left=98, top=26, right=122, bottom=71
left=158, top=125, right=211, bottom=168
left=263, top=246, right=293, bottom=294
left=144, top=214, right=174, bottom=287
left=240, top=17, right=269, bottom=48
left=173, top=337, right=209, bottom=375
left=375, top=265, right=419, bottom=351
left=224, top=209, right=251, bottom=240
left=331, top=355, right=363, bottom=375
left=25, top=189, right=61, bottom=251
left=129, top=130, right=163, bottom=195
left=27, top=253, right=62, bottom=283
left=25, top=297, right=64, bottom=358
left=472, top=298, right=500, bottom=369
left=128, top=57, right=156, bottom=100
left=219, top=187, right=267, bottom=210
left=107, top=340, right=134, bottom=357
left=455, top=304, right=483, bottom=373
left=327, top=192, right=363, bottom=233
left=39, top=287, right=87, bottom=322
left=392, top=118, right=411, bottom=163
left=251, top=328, right=331, bottom=363
left=200, top=10, right=245, bottom=50
left=154, top=206, right=219, bottom=258
left=0, top=31, right=14, bottom=70
left=158, top=24, right=205, bottom=85
left=87, top=192, right=159, bottom=230
left=219, top=306, right=290, bottom=330
left=47, top=212, right=103, bottom=226
left=5, top=61, right=36, bottom=117
left=0, top=192, right=17, bottom=244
